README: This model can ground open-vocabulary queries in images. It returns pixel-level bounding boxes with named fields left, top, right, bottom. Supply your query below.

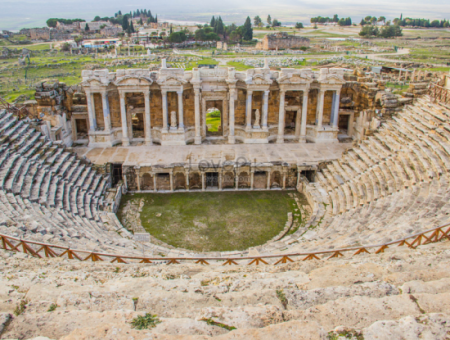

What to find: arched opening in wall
left=223, top=171, right=235, bottom=188
left=126, top=93, right=145, bottom=139
left=205, top=100, right=223, bottom=137
left=156, top=173, right=170, bottom=191
left=111, top=163, right=123, bottom=187
left=284, top=91, right=301, bottom=136
left=174, top=173, right=186, bottom=190
left=141, top=173, right=153, bottom=191
left=271, top=171, right=282, bottom=188
left=206, top=172, right=219, bottom=189
left=307, top=89, right=318, bottom=125
left=75, top=118, right=88, bottom=140
left=254, top=171, right=267, bottom=189
left=322, top=90, right=334, bottom=126
left=238, top=171, right=250, bottom=189
left=301, top=170, right=315, bottom=183
left=189, top=172, right=201, bottom=190
left=131, top=111, right=145, bottom=138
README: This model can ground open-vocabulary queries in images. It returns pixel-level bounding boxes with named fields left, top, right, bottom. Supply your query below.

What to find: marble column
left=250, top=170, right=254, bottom=190
left=300, top=90, right=308, bottom=142
left=332, top=90, right=340, bottom=128
left=282, top=172, right=286, bottom=189
left=245, top=90, right=253, bottom=130
left=144, top=91, right=152, bottom=145
left=228, top=88, right=236, bottom=144
left=119, top=92, right=130, bottom=146
left=86, top=92, right=97, bottom=131
left=136, top=167, right=141, bottom=191
left=177, top=90, right=184, bottom=130
left=170, top=172, right=174, bottom=192
left=186, top=171, right=190, bottom=191
left=316, top=89, right=325, bottom=129
left=194, top=89, right=201, bottom=144
left=235, top=173, right=239, bottom=190
left=262, top=90, right=269, bottom=131
left=296, top=170, right=301, bottom=187
left=162, top=90, right=169, bottom=132
left=267, top=171, right=271, bottom=189
left=201, top=172, right=205, bottom=191
left=153, top=174, right=157, bottom=192
left=101, top=91, right=111, bottom=132
left=277, top=90, right=286, bottom=144
left=219, top=172, right=223, bottom=190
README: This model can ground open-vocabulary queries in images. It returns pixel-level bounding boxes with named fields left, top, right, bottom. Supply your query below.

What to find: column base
left=276, top=137, right=284, bottom=144
left=122, top=138, right=130, bottom=147
left=262, top=126, right=268, bottom=131
left=298, top=135, right=306, bottom=143
left=194, top=136, right=202, bottom=145
left=145, top=139, right=153, bottom=146
left=228, top=135, right=235, bottom=144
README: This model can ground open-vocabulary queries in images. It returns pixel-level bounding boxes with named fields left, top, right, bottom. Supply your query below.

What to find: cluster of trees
left=359, top=23, right=402, bottom=38
left=360, top=16, right=386, bottom=26
left=338, top=17, right=352, bottom=26
left=393, top=15, right=449, bottom=28
left=46, top=18, right=85, bottom=27
left=194, top=16, right=253, bottom=42
left=310, top=15, right=339, bottom=24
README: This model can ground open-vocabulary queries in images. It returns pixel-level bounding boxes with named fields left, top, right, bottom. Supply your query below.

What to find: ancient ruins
left=2, top=13, right=450, bottom=337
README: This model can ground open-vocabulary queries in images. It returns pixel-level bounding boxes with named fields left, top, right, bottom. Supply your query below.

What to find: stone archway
left=189, top=172, right=201, bottom=190
left=174, top=172, right=186, bottom=190
left=223, top=171, right=235, bottom=188
left=271, top=171, right=282, bottom=188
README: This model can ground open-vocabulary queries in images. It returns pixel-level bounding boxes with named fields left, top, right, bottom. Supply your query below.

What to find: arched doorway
left=205, top=100, right=224, bottom=137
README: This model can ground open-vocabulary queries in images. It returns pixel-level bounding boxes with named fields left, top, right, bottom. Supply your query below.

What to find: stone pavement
left=73, top=142, right=353, bottom=167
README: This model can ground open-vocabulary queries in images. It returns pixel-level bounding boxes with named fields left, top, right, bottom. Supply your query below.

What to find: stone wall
left=262, top=33, right=310, bottom=51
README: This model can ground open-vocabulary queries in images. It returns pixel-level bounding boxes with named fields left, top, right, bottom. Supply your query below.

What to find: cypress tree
left=211, top=16, right=216, bottom=28
left=243, top=16, right=253, bottom=41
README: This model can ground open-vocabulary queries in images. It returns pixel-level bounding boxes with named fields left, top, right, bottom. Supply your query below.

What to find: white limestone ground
left=1, top=240, right=450, bottom=339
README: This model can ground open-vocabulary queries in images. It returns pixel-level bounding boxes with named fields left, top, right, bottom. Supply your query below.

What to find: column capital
left=162, top=89, right=168, bottom=95
left=144, top=90, right=150, bottom=98
left=279, top=89, right=286, bottom=95
left=247, top=90, right=253, bottom=96
left=119, top=91, right=126, bottom=99
left=177, top=90, right=183, bottom=95
left=264, top=90, right=270, bottom=95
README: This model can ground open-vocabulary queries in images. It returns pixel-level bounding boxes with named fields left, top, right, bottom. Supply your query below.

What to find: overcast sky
left=2, top=0, right=450, bottom=30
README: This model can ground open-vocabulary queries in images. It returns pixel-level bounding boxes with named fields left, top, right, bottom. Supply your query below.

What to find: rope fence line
left=1, top=223, right=449, bottom=266
left=429, top=83, right=450, bottom=105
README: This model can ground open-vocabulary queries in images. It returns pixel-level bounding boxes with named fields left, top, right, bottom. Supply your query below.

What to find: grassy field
left=117, top=191, right=302, bottom=252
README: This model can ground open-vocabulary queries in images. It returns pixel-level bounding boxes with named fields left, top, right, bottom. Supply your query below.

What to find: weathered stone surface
left=363, top=313, right=450, bottom=340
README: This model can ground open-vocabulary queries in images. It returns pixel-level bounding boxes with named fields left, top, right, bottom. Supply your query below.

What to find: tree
left=130, top=20, right=135, bottom=33
left=359, top=25, right=378, bottom=37
left=118, top=10, right=122, bottom=15
left=170, top=24, right=173, bottom=34
left=365, top=16, right=372, bottom=22
left=295, top=22, right=304, bottom=29
left=254, top=15, right=262, bottom=27
left=371, top=17, right=377, bottom=25
left=379, top=25, right=402, bottom=38
left=272, top=19, right=281, bottom=27
left=267, top=15, right=272, bottom=26
left=46, top=18, right=58, bottom=27
left=168, top=31, right=187, bottom=43
left=139, top=18, right=143, bottom=25
left=122, top=15, right=129, bottom=30
left=378, top=16, right=386, bottom=25
left=94, top=16, right=101, bottom=22
left=360, top=19, right=365, bottom=26
left=85, top=23, right=89, bottom=31
left=210, top=16, right=216, bottom=28
left=61, top=42, right=70, bottom=51
left=333, top=14, right=339, bottom=22
left=74, top=35, right=83, bottom=46
left=216, top=17, right=224, bottom=35
left=243, top=16, right=253, bottom=40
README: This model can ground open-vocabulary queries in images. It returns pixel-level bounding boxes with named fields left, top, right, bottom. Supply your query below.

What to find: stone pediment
left=81, top=77, right=110, bottom=87
left=114, top=76, right=153, bottom=86
left=278, top=72, right=312, bottom=85
left=157, top=75, right=187, bottom=86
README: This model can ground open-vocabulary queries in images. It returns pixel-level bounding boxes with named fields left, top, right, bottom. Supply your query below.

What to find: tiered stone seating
left=0, top=110, right=135, bottom=254
left=281, top=96, right=450, bottom=253
left=1, top=238, right=449, bottom=339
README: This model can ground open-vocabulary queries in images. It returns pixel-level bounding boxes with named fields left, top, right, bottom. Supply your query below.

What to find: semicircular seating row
left=0, top=110, right=138, bottom=254
left=260, top=96, right=450, bottom=255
